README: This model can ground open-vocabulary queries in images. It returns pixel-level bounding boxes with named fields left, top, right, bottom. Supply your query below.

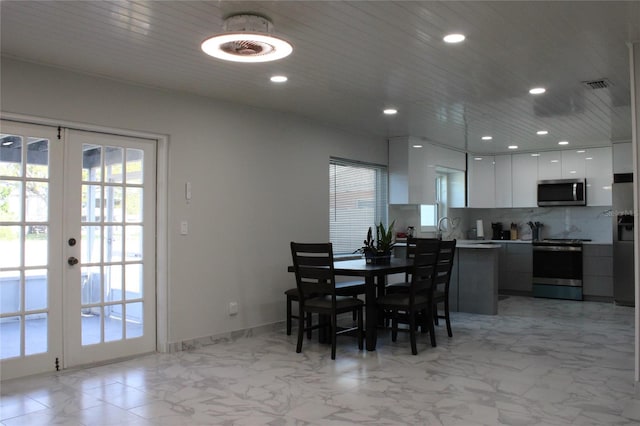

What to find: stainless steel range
left=532, top=239, right=587, bottom=301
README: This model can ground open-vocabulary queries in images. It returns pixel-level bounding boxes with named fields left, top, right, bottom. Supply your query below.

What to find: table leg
left=365, top=275, right=377, bottom=351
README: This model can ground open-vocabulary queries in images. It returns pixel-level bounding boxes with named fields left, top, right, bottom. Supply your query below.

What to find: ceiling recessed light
left=529, top=87, right=546, bottom=95
left=531, top=153, right=540, bottom=157
left=270, top=75, right=288, bottom=83
left=577, top=150, right=586, bottom=153
left=508, top=145, right=518, bottom=150
left=481, top=136, right=493, bottom=141
left=558, top=141, right=569, bottom=145
left=551, top=160, right=559, bottom=163
left=201, top=14, right=293, bottom=63
left=586, top=157, right=593, bottom=160
left=536, top=130, right=549, bottom=135
left=383, top=108, right=398, bottom=115
left=474, top=157, right=483, bottom=160
left=443, top=33, right=465, bottom=43
left=570, top=170, right=577, bottom=174
left=412, top=144, right=423, bottom=148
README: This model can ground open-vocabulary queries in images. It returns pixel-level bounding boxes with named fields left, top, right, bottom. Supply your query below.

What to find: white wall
left=0, top=58, right=388, bottom=346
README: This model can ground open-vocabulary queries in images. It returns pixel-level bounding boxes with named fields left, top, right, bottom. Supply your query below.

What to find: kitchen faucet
left=437, top=216, right=451, bottom=240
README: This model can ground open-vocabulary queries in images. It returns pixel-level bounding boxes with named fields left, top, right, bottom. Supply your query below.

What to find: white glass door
left=0, top=121, right=64, bottom=380
left=64, top=129, right=156, bottom=367
left=0, top=121, right=157, bottom=379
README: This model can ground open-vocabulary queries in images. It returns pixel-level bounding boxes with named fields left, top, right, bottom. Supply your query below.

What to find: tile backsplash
left=389, top=205, right=613, bottom=243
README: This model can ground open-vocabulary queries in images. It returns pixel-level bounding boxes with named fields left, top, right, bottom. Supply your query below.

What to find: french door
left=0, top=121, right=156, bottom=379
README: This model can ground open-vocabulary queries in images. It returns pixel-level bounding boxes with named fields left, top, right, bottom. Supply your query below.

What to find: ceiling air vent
left=582, top=78, right=612, bottom=90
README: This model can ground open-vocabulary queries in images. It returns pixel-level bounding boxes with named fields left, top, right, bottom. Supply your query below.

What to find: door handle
left=67, top=256, right=79, bottom=266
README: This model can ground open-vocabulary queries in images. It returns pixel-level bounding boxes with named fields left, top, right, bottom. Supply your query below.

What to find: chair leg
left=331, top=313, right=338, bottom=360
left=357, top=307, right=364, bottom=350
left=444, top=299, right=452, bottom=337
left=409, top=310, right=418, bottom=355
left=352, top=296, right=358, bottom=321
left=391, top=313, right=398, bottom=342
left=296, top=309, right=305, bottom=353
left=286, top=295, right=293, bottom=335
left=433, top=303, right=440, bottom=325
left=306, top=311, right=313, bottom=339
left=427, top=307, right=437, bottom=347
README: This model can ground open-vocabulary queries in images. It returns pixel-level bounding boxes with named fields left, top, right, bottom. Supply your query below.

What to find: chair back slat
left=433, top=240, right=457, bottom=293
left=409, top=239, right=440, bottom=297
left=405, top=237, right=439, bottom=281
left=290, top=242, right=336, bottom=299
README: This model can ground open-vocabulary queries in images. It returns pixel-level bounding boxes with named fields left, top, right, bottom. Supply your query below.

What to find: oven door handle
left=533, top=245, right=582, bottom=252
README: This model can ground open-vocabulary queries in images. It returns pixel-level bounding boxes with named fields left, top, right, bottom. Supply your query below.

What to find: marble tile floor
left=1, top=296, right=639, bottom=425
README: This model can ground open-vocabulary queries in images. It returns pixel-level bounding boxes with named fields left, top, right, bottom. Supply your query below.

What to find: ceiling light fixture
left=412, top=144, right=423, bottom=148
left=531, top=153, right=540, bottom=157
left=443, top=33, right=466, bottom=43
left=529, top=87, right=546, bottom=95
left=481, top=136, right=493, bottom=141
left=201, top=14, right=293, bottom=63
left=536, top=130, right=548, bottom=135
left=508, top=145, right=518, bottom=150
left=383, top=108, right=398, bottom=115
left=558, top=141, right=569, bottom=145
left=577, top=150, right=586, bottom=153
left=270, top=75, right=288, bottom=83
left=474, top=157, right=483, bottom=160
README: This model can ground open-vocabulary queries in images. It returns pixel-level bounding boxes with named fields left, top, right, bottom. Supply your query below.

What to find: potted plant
left=362, top=220, right=395, bottom=264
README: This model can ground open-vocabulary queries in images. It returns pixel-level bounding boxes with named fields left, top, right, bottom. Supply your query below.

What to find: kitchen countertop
left=457, top=239, right=612, bottom=245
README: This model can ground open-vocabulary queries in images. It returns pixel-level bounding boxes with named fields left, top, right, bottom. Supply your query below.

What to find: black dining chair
left=376, top=239, right=440, bottom=355
left=432, top=239, right=457, bottom=337
left=290, top=242, right=364, bottom=360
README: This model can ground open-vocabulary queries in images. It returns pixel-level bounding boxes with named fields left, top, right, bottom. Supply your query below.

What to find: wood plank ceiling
left=1, top=1, right=639, bottom=154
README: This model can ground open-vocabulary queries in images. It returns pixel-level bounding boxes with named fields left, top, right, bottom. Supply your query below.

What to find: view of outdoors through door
left=0, top=121, right=156, bottom=379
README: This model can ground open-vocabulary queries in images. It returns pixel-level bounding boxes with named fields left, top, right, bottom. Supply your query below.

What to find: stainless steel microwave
left=537, top=179, right=587, bottom=206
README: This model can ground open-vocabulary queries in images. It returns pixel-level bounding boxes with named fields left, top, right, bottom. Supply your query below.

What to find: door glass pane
left=105, top=304, right=123, bottom=342
left=25, top=269, right=47, bottom=311
left=25, top=313, right=47, bottom=355
left=126, top=149, right=143, bottom=184
left=0, top=226, right=21, bottom=268
left=81, top=226, right=101, bottom=263
left=104, top=186, right=123, bottom=222
left=125, top=302, right=143, bottom=338
left=82, top=185, right=102, bottom=222
left=0, top=270, right=21, bottom=314
left=25, top=182, right=48, bottom=222
left=82, top=145, right=102, bottom=182
left=0, top=135, right=22, bottom=177
left=125, top=187, right=143, bottom=223
left=125, top=264, right=143, bottom=300
left=26, top=138, right=49, bottom=179
left=81, top=307, right=102, bottom=346
left=105, top=147, right=123, bottom=184
left=104, top=265, right=122, bottom=302
left=0, top=180, right=22, bottom=221
left=125, top=225, right=143, bottom=261
left=0, top=316, right=21, bottom=359
left=81, top=266, right=102, bottom=305
left=104, top=225, right=123, bottom=263
left=25, top=225, right=47, bottom=267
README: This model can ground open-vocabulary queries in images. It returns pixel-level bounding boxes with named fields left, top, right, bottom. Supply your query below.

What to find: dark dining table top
left=287, top=257, right=413, bottom=276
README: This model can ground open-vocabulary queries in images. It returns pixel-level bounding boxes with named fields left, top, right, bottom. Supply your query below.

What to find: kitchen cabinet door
left=585, top=147, right=612, bottom=206
left=389, top=137, right=435, bottom=205
left=537, top=151, right=562, bottom=180
left=561, top=149, right=586, bottom=178
left=512, top=153, right=538, bottom=207
left=613, top=142, right=633, bottom=173
left=467, top=155, right=495, bottom=207
left=494, top=155, right=512, bottom=207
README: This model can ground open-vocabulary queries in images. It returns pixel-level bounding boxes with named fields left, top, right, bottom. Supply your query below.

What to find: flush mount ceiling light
left=536, top=130, right=549, bottom=135
left=443, top=33, right=465, bottom=43
left=383, top=108, right=398, bottom=115
left=529, top=87, right=546, bottom=95
left=508, top=145, right=518, bottom=150
left=481, top=136, right=493, bottom=141
left=558, top=140, right=569, bottom=145
left=412, top=144, right=423, bottom=148
left=270, top=75, right=288, bottom=83
left=201, top=14, right=293, bottom=63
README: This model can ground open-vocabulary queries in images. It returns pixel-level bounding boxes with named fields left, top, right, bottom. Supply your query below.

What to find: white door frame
left=1, top=112, right=170, bottom=353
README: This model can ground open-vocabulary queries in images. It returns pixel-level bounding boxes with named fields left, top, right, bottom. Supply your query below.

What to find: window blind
left=329, top=157, right=388, bottom=254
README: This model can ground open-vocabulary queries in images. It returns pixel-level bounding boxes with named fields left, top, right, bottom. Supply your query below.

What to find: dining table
left=288, top=256, right=414, bottom=351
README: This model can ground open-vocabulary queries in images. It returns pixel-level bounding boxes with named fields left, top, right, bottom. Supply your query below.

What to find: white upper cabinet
left=613, top=142, right=633, bottom=173
left=537, top=151, right=562, bottom=180
left=388, top=137, right=465, bottom=205
left=561, top=150, right=586, bottom=178
left=467, top=155, right=495, bottom=208
left=585, top=147, right=612, bottom=206
left=494, top=155, right=513, bottom=208
left=512, top=153, right=538, bottom=207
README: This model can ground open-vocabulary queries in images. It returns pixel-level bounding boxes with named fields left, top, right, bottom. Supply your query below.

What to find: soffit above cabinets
left=1, top=1, right=638, bottom=154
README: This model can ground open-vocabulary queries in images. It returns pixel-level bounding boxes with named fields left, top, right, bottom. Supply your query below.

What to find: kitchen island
left=450, top=241, right=501, bottom=315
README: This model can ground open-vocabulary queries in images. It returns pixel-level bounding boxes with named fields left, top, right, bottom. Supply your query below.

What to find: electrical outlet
left=228, top=302, right=238, bottom=315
